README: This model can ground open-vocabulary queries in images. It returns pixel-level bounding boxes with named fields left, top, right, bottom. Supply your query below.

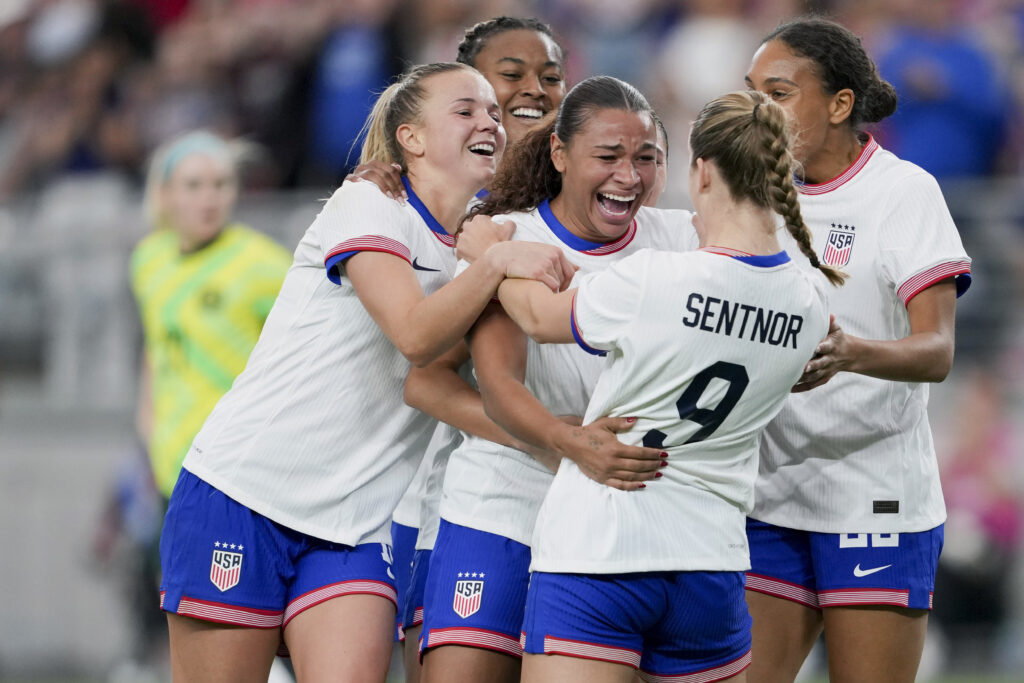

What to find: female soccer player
left=387, top=16, right=569, bottom=667
left=130, top=130, right=292, bottom=678
left=156, top=62, right=574, bottom=683
left=349, top=15, right=566, bottom=201
left=495, top=89, right=840, bottom=683
left=415, top=76, right=697, bottom=683
left=742, top=18, right=972, bottom=683
left=133, top=131, right=291, bottom=503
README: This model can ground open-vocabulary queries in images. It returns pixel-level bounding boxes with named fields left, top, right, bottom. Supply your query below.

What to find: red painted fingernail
left=655, top=472, right=663, bottom=478
left=660, top=460, right=668, bottom=468
left=639, top=483, right=646, bottom=489
left=661, top=452, right=669, bottom=458
left=625, top=416, right=637, bottom=423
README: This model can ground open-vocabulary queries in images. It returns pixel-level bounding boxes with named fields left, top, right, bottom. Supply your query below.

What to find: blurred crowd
left=3, top=0, right=1024, bottom=679
left=4, top=0, right=1024, bottom=199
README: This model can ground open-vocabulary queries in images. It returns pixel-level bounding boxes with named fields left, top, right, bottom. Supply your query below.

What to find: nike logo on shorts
left=853, top=563, right=892, bottom=577
left=412, top=257, right=440, bottom=272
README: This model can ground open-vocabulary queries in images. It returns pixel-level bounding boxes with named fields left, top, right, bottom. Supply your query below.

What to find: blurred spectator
left=0, top=0, right=154, bottom=199
left=302, top=0, right=405, bottom=184
left=934, top=368, right=1024, bottom=672
left=651, top=0, right=759, bottom=206
left=875, top=0, right=1011, bottom=179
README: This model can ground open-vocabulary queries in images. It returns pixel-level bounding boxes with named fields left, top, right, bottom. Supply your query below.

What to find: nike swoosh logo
left=412, top=257, right=440, bottom=272
left=853, top=563, right=892, bottom=577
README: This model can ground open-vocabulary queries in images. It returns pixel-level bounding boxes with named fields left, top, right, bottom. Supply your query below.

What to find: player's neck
left=697, top=202, right=780, bottom=256
left=405, top=169, right=477, bottom=235
left=799, top=129, right=864, bottom=185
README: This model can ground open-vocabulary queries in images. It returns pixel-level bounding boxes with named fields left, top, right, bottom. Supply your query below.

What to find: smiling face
left=161, top=152, right=237, bottom=250
left=403, top=68, right=507, bottom=191
left=472, top=29, right=565, bottom=146
left=745, top=39, right=845, bottom=171
left=551, top=108, right=657, bottom=242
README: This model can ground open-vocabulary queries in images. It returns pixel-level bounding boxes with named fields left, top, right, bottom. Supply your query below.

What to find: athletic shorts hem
left=641, top=650, right=752, bottom=683
left=422, top=626, right=522, bottom=658
left=744, top=573, right=820, bottom=609
left=536, top=634, right=641, bottom=668
left=817, top=588, right=932, bottom=610
left=282, top=580, right=398, bottom=627
left=160, top=590, right=283, bottom=629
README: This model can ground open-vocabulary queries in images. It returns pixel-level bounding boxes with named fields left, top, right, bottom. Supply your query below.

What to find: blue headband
left=161, top=132, right=231, bottom=180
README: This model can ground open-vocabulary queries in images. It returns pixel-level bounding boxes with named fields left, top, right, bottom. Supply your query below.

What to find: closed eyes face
left=472, top=29, right=566, bottom=145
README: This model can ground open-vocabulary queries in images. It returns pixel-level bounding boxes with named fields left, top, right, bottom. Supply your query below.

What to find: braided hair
left=456, top=16, right=563, bottom=67
left=690, top=91, right=847, bottom=286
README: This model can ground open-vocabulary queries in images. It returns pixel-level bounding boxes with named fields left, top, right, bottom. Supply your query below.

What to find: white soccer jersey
left=184, top=179, right=458, bottom=546
left=440, top=202, right=698, bottom=546
left=753, top=135, right=972, bottom=534
left=530, top=249, right=830, bottom=574
left=416, top=422, right=462, bottom=551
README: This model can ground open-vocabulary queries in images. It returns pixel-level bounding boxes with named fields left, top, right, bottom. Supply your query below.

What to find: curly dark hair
left=763, top=17, right=897, bottom=127
left=455, top=16, right=564, bottom=68
left=465, top=75, right=653, bottom=224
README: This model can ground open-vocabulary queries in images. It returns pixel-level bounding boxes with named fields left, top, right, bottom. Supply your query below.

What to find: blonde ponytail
left=357, top=62, right=477, bottom=171
left=690, top=91, right=847, bottom=287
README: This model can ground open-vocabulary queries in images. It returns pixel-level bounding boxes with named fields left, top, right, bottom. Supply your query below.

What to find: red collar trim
left=699, top=246, right=753, bottom=257
left=797, top=134, right=878, bottom=196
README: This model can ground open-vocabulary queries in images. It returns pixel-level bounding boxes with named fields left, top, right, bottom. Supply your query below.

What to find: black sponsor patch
left=873, top=500, right=899, bottom=514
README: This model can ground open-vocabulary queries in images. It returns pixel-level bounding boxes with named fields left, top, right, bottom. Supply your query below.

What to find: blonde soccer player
left=494, top=89, right=841, bottom=683
left=742, top=17, right=972, bottom=683
left=156, top=62, right=574, bottom=682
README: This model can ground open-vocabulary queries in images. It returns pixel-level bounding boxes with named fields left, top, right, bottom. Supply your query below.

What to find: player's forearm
left=844, top=332, right=953, bottom=383
left=399, top=256, right=507, bottom=366
left=496, top=279, right=573, bottom=343
left=479, top=375, right=567, bottom=467
left=405, top=366, right=523, bottom=449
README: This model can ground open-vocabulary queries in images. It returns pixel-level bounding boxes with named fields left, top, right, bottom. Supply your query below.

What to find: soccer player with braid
left=494, top=89, right=840, bottom=683
left=743, top=17, right=972, bottom=683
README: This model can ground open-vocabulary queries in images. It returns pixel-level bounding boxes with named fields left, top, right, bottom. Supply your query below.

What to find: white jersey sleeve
left=571, top=254, right=646, bottom=355
left=317, top=181, right=417, bottom=284
left=877, top=172, right=972, bottom=304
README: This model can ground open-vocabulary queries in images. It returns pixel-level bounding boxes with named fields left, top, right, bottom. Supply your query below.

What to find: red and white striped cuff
left=542, top=634, right=642, bottom=668
left=424, top=626, right=523, bottom=658
left=283, top=580, right=397, bottom=627
left=818, top=588, right=910, bottom=608
left=642, top=650, right=752, bottom=683
left=745, top=573, right=820, bottom=609
left=160, top=591, right=283, bottom=629
left=898, top=260, right=971, bottom=305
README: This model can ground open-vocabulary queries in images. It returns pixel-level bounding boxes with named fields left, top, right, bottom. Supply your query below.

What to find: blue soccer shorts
left=419, top=519, right=530, bottom=659
left=391, top=521, right=418, bottom=641
left=522, top=570, right=751, bottom=681
left=402, top=548, right=432, bottom=637
left=160, top=469, right=398, bottom=631
left=745, top=517, right=944, bottom=610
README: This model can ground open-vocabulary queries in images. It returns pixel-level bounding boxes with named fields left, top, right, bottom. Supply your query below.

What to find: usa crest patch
left=822, top=225, right=855, bottom=267
left=210, top=542, right=243, bottom=592
left=453, top=572, right=484, bottom=618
